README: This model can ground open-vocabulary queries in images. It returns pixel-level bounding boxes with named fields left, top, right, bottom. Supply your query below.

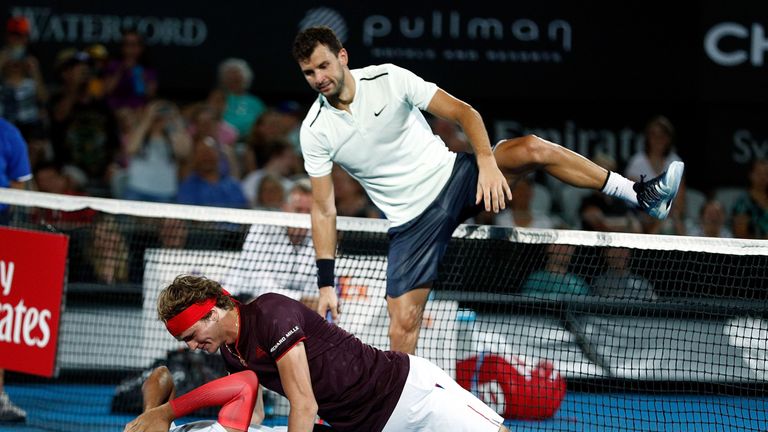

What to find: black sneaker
left=634, top=161, right=685, bottom=219
left=0, top=392, right=26, bottom=423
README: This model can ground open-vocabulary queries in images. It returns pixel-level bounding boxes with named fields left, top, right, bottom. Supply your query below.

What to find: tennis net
left=0, top=188, right=766, bottom=431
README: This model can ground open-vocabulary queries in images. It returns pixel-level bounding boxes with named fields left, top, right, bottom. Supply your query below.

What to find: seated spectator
left=732, top=159, right=768, bottom=239
left=522, top=244, right=590, bottom=297
left=625, top=115, right=683, bottom=181
left=186, top=104, right=238, bottom=176
left=591, top=248, right=657, bottom=300
left=31, top=160, right=95, bottom=227
left=688, top=199, right=732, bottom=238
left=123, top=100, right=191, bottom=202
left=177, top=136, right=247, bottom=209
left=579, top=153, right=641, bottom=233
left=157, top=218, right=189, bottom=249
left=243, top=109, right=301, bottom=173
left=241, top=139, right=296, bottom=207
left=78, top=214, right=130, bottom=284
left=84, top=43, right=109, bottom=100
left=253, top=173, right=285, bottom=210
left=104, top=29, right=157, bottom=113
left=227, top=178, right=319, bottom=309
left=332, top=164, right=381, bottom=218
left=210, top=58, right=266, bottom=138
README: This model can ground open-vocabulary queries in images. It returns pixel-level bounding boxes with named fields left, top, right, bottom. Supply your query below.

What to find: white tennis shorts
left=382, top=355, right=504, bottom=432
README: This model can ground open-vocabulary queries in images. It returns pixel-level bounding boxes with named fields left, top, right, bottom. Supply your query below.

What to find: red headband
left=166, top=289, right=230, bottom=337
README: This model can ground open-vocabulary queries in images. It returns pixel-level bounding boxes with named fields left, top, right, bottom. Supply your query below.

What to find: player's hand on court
left=317, top=285, right=340, bottom=323
left=476, top=156, right=513, bottom=213
left=123, top=405, right=173, bottom=432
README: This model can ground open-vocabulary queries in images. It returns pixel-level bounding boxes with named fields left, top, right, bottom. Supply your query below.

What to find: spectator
left=210, top=58, right=266, bottom=137
left=186, top=103, right=239, bottom=179
left=177, top=136, right=247, bottom=209
left=732, top=158, right=768, bottom=239
left=625, top=115, right=683, bottom=181
left=0, top=117, right=31, bottom=423
left=522, top=244, right=590, bottom=298
left=688, top=199, right=732, bottom=238
left=241, top=139, right=296, bottom=208
left=104, top=29, right=157, bottom=112
left=227, top=178, right=319, bottom=308
left=49, top=48, right=120, bottom=195
left=79, top=214, right=130, bottom=284
left=123, top=100, right=191, bottom=202
left=31, top=160, right=96, bottom=228
left=0, top=16, right=47, bottom=129
left=332, top=164, right=380, bottom=218
left=243, top=109, right=298, bottom=173
left=17, top=122, right=53, bottom=172
left=157, top=218, right=189, bottom=249
left=591, top=248, right=657, bottom=300
left=253, top=173, right=285, bottom=210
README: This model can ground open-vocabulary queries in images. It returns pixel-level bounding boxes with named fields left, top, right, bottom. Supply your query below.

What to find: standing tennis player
left=293, top=26, right=684, bottom=354
left=150, top=275, right=509, bottom=432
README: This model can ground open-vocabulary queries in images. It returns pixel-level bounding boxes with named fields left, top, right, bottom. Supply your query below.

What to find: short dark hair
left=292, top=26, right=343, bottom=62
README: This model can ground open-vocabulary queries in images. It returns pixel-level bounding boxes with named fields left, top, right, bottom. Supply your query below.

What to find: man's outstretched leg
left=387, top=288, right=431, bottom=354
left=493, top=135, right=684, bottom=219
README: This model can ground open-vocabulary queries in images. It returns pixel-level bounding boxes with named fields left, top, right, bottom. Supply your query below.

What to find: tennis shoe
left=0, top=392, right=25, bottom=423
left=634, top=161, right=685, bottom=220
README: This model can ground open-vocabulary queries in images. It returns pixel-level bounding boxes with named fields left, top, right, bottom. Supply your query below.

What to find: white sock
left=601, top=171, right=638, bottom=206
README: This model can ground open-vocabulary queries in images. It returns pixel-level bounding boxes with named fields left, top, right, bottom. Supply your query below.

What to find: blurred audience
left=79, top=214, right=130, bottom=284
left=253, top=173, right=286, bottom=210
left=31, top=160, right=96, bottom=227
left=591, top=248, right=657, bottom=300
left=123, top=100, right=191, bottom=202
left=485, top=176, right=555, bottom=228
left=732, top=158, right=768, bottom=239
left=625, top=115, right=683, bottom=181
left=49, top=47, right=120, bottom=195
left=241, top=139, right=296, bottom=208
left=186, top=103, right=239, bottom=179
left=104, top=29, right=157, bottom=113
left=521, top=244, right=590, bottom=297
left=688, top=199, right=732, bottom=238
left=157, top=218, right=189, bottom=249
left=332, top=164, right=380, bottom=218
left=210, top=58, right=265, bottom=137
left=0, top=16, right=47, bottom=129
left=177, top=136, right=247, bottom=208
left=244, top=108, right=301, bottom=173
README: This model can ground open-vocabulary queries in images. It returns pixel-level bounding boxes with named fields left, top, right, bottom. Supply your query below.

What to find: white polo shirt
left=300, top=63, right=456, bottom=227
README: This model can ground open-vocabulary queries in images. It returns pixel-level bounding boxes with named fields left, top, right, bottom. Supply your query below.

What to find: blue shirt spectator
left=177, top=136, right=247, bottom=209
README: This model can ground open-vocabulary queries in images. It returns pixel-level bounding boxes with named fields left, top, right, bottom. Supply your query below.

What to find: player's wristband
left=317, top=259, right=335, bottom=288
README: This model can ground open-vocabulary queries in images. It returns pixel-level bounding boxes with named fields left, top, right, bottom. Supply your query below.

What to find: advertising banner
left=0, top=227, right=68, bottom=377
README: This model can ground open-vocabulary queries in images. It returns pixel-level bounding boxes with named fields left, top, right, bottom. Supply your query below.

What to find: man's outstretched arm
left=309, top=174, right=339, bottom=322
left=125, top=369, right=259, bottom=432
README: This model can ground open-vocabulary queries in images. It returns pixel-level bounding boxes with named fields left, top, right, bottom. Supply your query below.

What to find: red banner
left=0, top=227, right=68, bottom=377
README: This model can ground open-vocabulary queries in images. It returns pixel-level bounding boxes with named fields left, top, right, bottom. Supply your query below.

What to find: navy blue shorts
left=386, top=153, right=482, bottom=298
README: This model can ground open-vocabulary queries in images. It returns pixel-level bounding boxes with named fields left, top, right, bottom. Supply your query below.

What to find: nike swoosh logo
left=374, top=105, right=387, bottom=116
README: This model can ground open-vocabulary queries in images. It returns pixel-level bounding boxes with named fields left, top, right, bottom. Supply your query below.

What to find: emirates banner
left=0, top=227, right=68, bottom=377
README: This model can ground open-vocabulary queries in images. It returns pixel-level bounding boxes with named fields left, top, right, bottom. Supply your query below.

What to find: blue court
left=0, top=384, right=765, bottom=432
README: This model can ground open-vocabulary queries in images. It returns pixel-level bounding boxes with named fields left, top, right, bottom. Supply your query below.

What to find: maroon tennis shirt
left=220, top=293, right=410, bottom=432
